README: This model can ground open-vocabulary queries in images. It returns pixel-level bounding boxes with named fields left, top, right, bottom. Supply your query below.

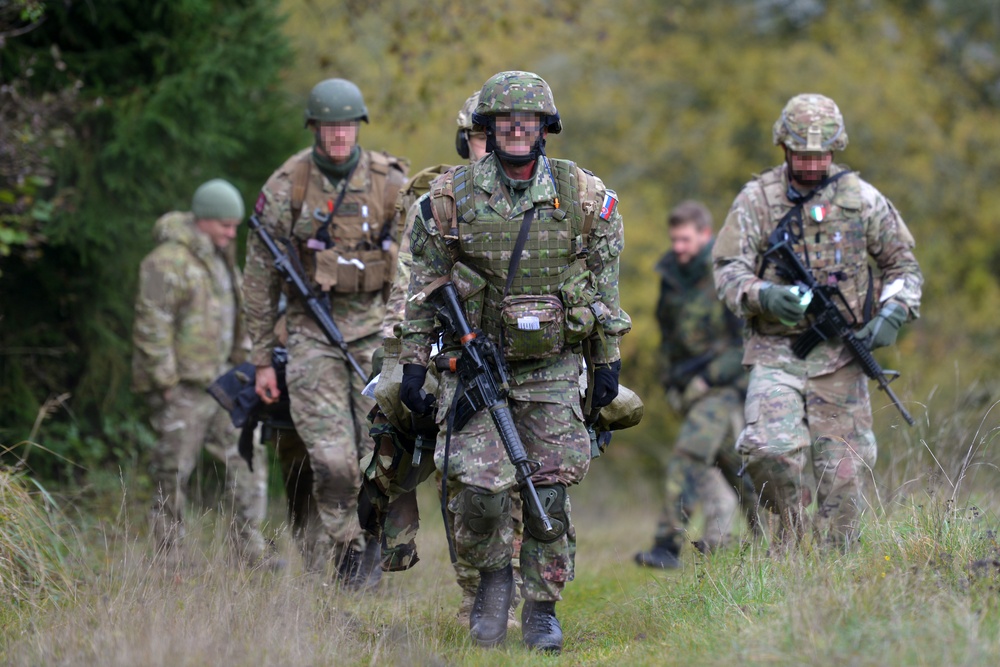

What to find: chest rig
left=287, top=150, right=401, bottom=295
left=754, top=166, right=874, bottom=336
left=429, top=159, right=602, bottom=352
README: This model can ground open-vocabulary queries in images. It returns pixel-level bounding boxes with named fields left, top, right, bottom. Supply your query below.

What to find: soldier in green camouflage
left=368, top=91, right=524, bottom=628
left=398, top=71, right=631, bottom=652
left=713, top=94, right=923, bottom=549
left=132, top=178, right=270, bottom=566
left=242, top=78, right=407, bottom=585
left=635, top=201, right=760, bottom=569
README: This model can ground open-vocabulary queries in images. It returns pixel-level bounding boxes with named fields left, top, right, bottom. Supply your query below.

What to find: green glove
left=857, top=302, right=907, bottom=350
left=759, top=284, right=809, bottom=325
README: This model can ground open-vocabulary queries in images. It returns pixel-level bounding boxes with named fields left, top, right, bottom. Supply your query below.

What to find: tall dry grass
left=2, top=384, right=999, bottom=666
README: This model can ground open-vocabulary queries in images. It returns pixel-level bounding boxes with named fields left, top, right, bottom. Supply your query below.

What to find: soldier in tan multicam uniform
left=132, top=178, right=269, bottom=566
left=635, top=201, right=760, bottom=569
left=398, top=71, right=630, bottom=653
left=242, top=78, right=407, bottom=586
left=713, top=94, right=923, bottom=550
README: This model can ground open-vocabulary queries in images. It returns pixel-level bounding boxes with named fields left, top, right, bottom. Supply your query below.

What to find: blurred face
left=315, top=121, right=359, bottom=162
left=785, top=148, right=833, bottom=189
left=669, top=221, right=712, bottom=265
left=468, top=131, right=488, bottom=161
left=494, top=112, right=545, bottom=156
left=196, top=218, right=240, bottom=249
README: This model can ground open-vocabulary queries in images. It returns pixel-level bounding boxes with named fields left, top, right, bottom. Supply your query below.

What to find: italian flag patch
left=809, top=204, right=827, bottom=222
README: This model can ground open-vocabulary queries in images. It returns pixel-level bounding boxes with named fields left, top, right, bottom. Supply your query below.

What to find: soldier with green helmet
left=397, top=71, right=631, bottom=652
left=242, top=78, right=407, bottom=586
left=133, top=178, right=271, bottom=567
left=635, top=200, right=761, bottom=569
left=713, top=93, right=923, bottom=549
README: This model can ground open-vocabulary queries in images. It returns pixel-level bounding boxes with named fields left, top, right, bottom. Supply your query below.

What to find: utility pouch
left=332, top=249, right=387, bottom=294
left=313, top=247, right=340, bottom=291
left=560, top=270, right=608, bottom=345
left=450, top=261, right=488, bottom=330
left=500, top=294, right=565, bottom=361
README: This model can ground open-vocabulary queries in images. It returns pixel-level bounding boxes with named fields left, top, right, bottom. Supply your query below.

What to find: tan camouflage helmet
left=456, top=91, right=480, bottom=131
left=472, top=70, right=562, bottom=133
left=773, top=93, right=848, bottom=152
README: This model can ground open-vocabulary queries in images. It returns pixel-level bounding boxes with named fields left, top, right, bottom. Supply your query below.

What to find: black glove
left=400, top=364, right=436, bottom=416
left=591, top=360, right=621, bottom=409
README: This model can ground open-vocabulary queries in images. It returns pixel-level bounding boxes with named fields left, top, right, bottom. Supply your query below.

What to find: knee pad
left=521, top=484, right=568, bottom=543
left=459, top=487, right=511, bottom=535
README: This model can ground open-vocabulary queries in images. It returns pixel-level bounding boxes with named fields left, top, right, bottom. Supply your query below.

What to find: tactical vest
left=288, top=149, right=405, bottom=295
left=429, top=159, right=605, bottom=359
left=753, top=165, right=872, bottom=336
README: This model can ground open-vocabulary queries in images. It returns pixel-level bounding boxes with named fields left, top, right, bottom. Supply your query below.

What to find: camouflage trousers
left=359, top=410, right=523, bottom=610
left=285, top=332, right=379, bottom=572
left=147, top=382, right=268, bottom=562
left=655, top=386, right=759, bottom=552
left=737, top=361, right=877, bottom=547
left=434, top=363, right=590, bottom=603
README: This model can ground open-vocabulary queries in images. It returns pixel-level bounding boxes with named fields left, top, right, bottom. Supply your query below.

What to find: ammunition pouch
left=313, top=247, right=389, bottom=294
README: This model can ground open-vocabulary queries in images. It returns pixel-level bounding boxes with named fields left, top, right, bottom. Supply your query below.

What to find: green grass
left=3, top=389, right=1000, bottom=665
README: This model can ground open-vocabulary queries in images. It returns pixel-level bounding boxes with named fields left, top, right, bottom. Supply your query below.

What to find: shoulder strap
left=289, top=156, right=312, bottom=227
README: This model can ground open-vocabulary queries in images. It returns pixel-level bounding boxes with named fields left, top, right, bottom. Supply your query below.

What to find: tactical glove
left=400, top=363, right=436, bottom=416
left=759, top=284, right=809, bottom=325
left=857, top=302, right=907, bottom=350
left=591, top=360, right=621, bottom=409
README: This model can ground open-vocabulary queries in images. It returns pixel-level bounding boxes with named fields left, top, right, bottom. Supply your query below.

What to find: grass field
left=3, top=395, right=1000, bottom=666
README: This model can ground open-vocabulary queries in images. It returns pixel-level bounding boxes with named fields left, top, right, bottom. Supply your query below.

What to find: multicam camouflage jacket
left=243, top=147, right=407, bottom=367
left=399, top=153, right=631, bottom=375
left=132, top=212, right=245, bottom=393
left=713, top=163, right=923, bottom=376
left=655, top=240, right=744, bottom=391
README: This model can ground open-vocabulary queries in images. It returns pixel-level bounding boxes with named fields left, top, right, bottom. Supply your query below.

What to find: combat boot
left=521, top=600, right=563, bottom=653
left=337, top=545, right=380, bottom=591
left=634, top=537, right=682, bottom=569
left=469, top=564, right=513, bottom=648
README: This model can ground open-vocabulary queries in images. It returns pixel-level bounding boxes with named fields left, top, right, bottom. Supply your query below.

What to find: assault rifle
left=762, top=224, right=915, bottom=426
left=248, top=214, right=366, bottom=381
left=428, top=281, right=554, bottom=534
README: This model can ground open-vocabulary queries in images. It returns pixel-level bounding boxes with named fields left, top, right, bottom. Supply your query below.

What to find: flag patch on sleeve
left=254, top=192, right=266, bottom=216
left=599, top=192, right=618, bottom=221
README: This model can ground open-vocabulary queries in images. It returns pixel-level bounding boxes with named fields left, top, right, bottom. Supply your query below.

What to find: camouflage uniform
left=369, top=123, right=524, bottom=622
left=400, top=144, right=630, bottom=604
left=713, top=94, right=923, bottom=547
left=133, top=211, right=268, bottom=562
left=243, top=145, right=407, bottom=572
left=643, top=240, right=759, bottom=559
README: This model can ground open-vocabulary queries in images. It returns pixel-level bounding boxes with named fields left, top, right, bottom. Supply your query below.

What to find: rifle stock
left=248, top=214, right=367, bottom=381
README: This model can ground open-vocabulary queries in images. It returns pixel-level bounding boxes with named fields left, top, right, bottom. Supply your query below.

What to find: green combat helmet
left=304, top=78, right=369, bottom=127
left=455, top=91, right=480, bottom=159
left=773, top=93, right=848, bottom=152
left=192, top=178, right=244, bottom=220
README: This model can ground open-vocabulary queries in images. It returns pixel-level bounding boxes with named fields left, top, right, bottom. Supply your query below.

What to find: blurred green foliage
left=2, top=0, right=1000, bottom=481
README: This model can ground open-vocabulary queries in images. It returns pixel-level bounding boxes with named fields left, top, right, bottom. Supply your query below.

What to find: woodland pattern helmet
left=471, top=70, right=562, bottom=134
left=772, top=93, right=848, bottom=152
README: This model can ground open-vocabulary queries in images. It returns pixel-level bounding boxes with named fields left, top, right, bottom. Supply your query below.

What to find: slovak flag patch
left=599, top=192, right=618, bottom=221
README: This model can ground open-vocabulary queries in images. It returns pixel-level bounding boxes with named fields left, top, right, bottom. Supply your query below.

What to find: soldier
left=635, top=200, right=760, bottom=569
left=398, top=71, right=630, bottom=652
left=713, top=94, right=923, bottom=549
left=372, top=91, right=524, bottom=627
left=132, top=178, right=269, bottom=566
left=243, top=78, right=408, bottom=584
